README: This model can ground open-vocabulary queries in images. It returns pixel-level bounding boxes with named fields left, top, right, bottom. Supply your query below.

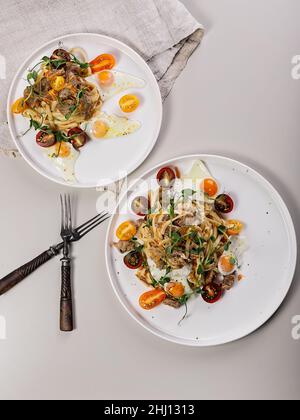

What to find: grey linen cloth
left=0, top=0, right=203, bottom=157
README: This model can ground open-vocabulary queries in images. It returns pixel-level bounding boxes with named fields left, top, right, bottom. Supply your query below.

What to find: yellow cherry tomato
left=97, top=70, right=114, bottom=87
left=119, top=94, right=140, bottom=113
left=55, top=142, right=71, bottom=158
left=92, top=120, right=109, bottom=138
left=116, top=221, right=137, bottom=241
left=166, top=282, right=185, bottom=298
left=51, top=76, right=65, bottom=92
left=201, top=178, right=218, bottom=197
left=227, top=220, right=243, bottom=236
left=11, top=97, right=27, bottom=114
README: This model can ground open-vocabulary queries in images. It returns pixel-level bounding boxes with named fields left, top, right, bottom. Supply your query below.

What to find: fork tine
left=60, top=194, right=65, bottom=232
left=67, top=194, right=72, bottom=231
left=77, top=212, right=108, bottom=235
left=78, top=215, right=110, bottom=239
left=76, top=211, right=106, bottom=232
left=64, top=194, right=68, bottom=231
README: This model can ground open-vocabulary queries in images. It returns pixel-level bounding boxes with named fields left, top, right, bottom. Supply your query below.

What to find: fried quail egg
left=44, top=142, right=79, bottom=183
left=218, top=252, right=238, bottom=276
left=86, top=112, right=141, bottom=139
left=147, top=258, right=193, bottom=295
left=96, top=70, right=146, bottom=102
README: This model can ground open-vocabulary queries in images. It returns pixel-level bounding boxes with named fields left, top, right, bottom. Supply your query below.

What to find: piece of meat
left=205, top=271, right=215, bottom=285
left=113, top=240, right=135, bottom=254
left=222, top=273, right=237, bottom=291
left=168, top=251, right=188, bottom=269
left=163, top=298, right=182, bottom=309
left=136, top=268, right=153, bottom=286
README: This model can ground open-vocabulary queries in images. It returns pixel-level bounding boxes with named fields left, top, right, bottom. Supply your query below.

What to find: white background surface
left=0, top=0, right=299, bottom=400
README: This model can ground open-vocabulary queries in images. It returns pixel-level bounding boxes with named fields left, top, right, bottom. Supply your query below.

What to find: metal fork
left=60, top=194, right=74, bottom=332
left=0, top=206, right=109, bottom=297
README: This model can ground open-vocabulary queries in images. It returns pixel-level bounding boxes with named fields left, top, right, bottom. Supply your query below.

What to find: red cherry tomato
left=89, top=54, right=116, bottom=73
left=36, top=131, right=56, bottom=148
left=215, top=194, right=234, bottom=214
left=124, top=251, right=143, bottom=269
left=67, top=128, right=88, bottom=149
left=157, top=167, right=176, bottom=188
left=139, top=289, right=167, bottom=310
left=202, top=284, right=223, bottom=304
left=132, top=196, right=149, bottom=216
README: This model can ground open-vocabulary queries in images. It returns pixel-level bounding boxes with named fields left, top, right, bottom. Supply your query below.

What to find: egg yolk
left=219, top=255, right=235, bottom=274
left=166, top=282, right=185, bottom=298
left=119, top=94, right=140, bottom=113
left=92, top=120, right=109, bottom=138
left=98, top=71, right=114, bottom=87
left=55, top=142, right=71, bottom=158
left=201, top=178, right=218, bottom=197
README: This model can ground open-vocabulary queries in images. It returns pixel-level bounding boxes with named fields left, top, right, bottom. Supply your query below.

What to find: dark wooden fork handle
left=60, top=259, right=73, bottom=332
left=0, top=248, right=59, bottom=296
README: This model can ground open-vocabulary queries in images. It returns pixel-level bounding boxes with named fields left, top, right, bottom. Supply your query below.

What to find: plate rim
left=7, top=32, right=163, bottom=189
left=105, top=153, right=298, bottom=347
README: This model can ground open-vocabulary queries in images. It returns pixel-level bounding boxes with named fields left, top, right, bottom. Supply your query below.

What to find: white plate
left=7, top=33, right=162, bottom=188
left=106, top=154, right=297, bottom=346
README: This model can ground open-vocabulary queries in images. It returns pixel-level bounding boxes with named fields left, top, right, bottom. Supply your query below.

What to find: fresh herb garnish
left=224, top=241, right=231, bottom=251
left=69, top=53, right=90, bottom=69
left=218, top=225, right=227, bottom=235
left=27, top=70, right=38, bottom=84
left=197, top=263, right=204, bottom=275
left=178, top=295, right=190, bottom=325
left=168, top=197, right=175, bottom=219
left=230, top=256, right=237, bottom=265
left=159, top=267, right=172, bottom=286
left=65, top=88, right=86, bottom=120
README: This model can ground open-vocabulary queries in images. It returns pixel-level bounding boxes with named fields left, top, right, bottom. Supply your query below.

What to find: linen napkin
left=0, top=0, right=203, bottom=157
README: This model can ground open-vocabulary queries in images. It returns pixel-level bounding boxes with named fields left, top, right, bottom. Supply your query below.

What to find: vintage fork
left=60, top=194, right=74, bottom=332
left=0, top=207, right=109, bottom=297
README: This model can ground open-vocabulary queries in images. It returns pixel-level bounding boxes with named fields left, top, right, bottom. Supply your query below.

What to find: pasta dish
left=114, top=160, right=247, bottom=319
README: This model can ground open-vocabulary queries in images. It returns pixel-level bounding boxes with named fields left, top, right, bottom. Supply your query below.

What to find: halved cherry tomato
left=67, top=128, right=88, bottom=149
left=11, top=98, right=27, bottom=114
left=124, top=251, right=143, bottom=269
left=90, top=54, right=116, bottom=73
left=119, top=94, right=140, bottom=113
left=227, top=220, right=243, bottom=236
left=132, top=196, right=149, bottom=216
left=201, top=178, right=218, bottom=197
left=202, top=283, right=223, bottom=304
left=157, top=167, right=176, bottom=188
left=215, top=194, right=234, bottom=214
left=166, top=282, right=185, bottom=298
left=97, top=70, right=114, bottom=87
left=116, top=221, right=137, bottom=241
left=51, top=76, right=65, bottom=92
left=139, top=289, right=167, bottom=310
left=36, top=131, right=56, bottom=148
